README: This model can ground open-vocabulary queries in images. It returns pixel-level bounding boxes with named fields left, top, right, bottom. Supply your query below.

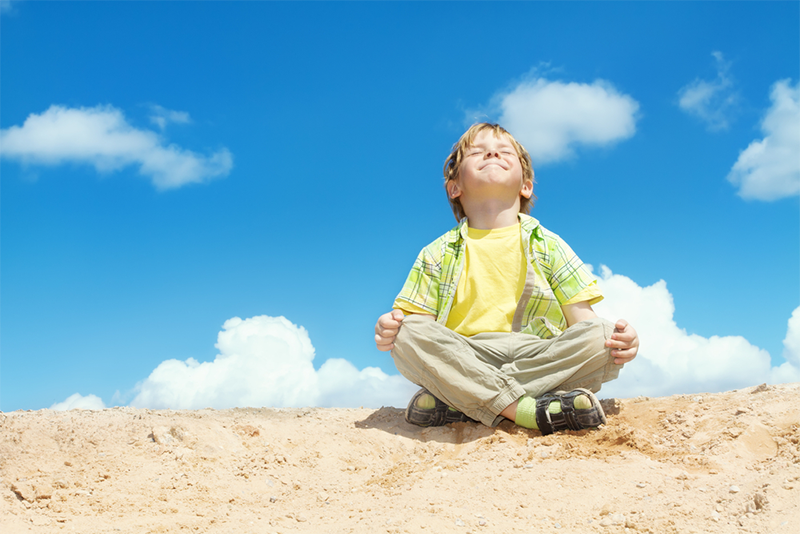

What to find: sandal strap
left=535, top=394, right=557, bottom=435
left=534, top=389, right=605, bottom=435
left=406, top=388, right=476, bottom=427
left=429, top=398, right=451, bottom=426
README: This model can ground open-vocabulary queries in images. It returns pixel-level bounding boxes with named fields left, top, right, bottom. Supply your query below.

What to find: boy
left=374, top=123, right=639, bottom=435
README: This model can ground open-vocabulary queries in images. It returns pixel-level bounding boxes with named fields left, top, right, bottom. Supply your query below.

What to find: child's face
left=448, top=130, right=532, bottom=205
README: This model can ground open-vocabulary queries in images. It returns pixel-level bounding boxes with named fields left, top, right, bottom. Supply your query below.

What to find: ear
left=520, top=179, right=533, bottom=199
left=447, top=180, right=462, bottom=199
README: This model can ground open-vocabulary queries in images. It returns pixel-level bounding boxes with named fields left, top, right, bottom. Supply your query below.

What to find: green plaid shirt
left=394, top=214, right=597, bottom=339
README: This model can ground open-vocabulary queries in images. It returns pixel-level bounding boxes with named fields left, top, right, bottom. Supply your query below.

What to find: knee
left=569, top=317, right=614, bottom=355
left=390, top=315, right=438, bottom=384
left=393, top=314, right=434, bottom=348
left=391, top=314, right=432, bottom=362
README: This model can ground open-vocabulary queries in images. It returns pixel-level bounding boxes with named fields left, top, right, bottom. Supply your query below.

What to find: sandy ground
left=1, top=383, right=798, bottom=534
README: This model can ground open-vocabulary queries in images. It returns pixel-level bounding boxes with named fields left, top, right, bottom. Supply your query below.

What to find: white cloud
left=54, top=271, right=800, bottom=410
left=0, top=104, right=233, bottom=190
left=782, top=307, right=800, bottom=367
left=50, top=393, right=106, bottom=411
left=487, top=76, right=639, bottom=164
left=129, top=315, right=418, bottom=410
left=593, top=266, right=800, bottom=398
left=148, top=104, right=191, bottom=131
left=678, top=51, right=738, bottom=130
left=727, top=79, right=800, bottom=201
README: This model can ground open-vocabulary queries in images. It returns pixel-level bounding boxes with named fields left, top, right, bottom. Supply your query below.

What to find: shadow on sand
left=355, top=406, right=526, bottom=445
left=355, top=397, right=623, bottom=445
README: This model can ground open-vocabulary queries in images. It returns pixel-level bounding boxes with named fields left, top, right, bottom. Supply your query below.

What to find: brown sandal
left=535, top=388, right=606, bottom=435
left=405, top=388, right=477, bottom=427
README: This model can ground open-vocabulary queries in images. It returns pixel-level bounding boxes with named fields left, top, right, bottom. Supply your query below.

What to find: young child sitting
left=374, top=123, right=639, bottom=434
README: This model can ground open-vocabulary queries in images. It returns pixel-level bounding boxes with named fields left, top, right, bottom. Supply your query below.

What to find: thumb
left=392, top=309, right=405, bottom=321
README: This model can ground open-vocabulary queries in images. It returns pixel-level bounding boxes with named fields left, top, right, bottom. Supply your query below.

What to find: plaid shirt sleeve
left=539, top=229, right=596, bottom=305
left=393, top=242, right=443, bottom=316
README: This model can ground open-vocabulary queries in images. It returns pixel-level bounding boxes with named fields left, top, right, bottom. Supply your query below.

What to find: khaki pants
left=391, top=315, right=623, bottom=426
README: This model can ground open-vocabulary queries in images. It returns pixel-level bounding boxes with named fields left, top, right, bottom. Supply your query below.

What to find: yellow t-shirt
left=445, top=224, right=526, bottom=336
left=396, top=223, right=602, bottom=335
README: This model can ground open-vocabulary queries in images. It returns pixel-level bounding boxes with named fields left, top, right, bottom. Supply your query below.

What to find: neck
left=462, top=199, right=521, bottom=229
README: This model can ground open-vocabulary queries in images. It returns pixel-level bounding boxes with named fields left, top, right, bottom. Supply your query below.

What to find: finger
left=614, top=319, right=629, bottom=332
left=605, top=337, right=632, bottom=349
left=378, top=312, right=403, bottom=328
left=378, top=322, right=400, bottom=335
left=612, top=348, right=637, bottom=364
left=375, top=334, right=396, bottom=348
left=376, top=342, right=394, bottom=352
left=381, top=312, right=404, bottom=326
left=376, top=319, right=400, bottom=333
left=378, top=329, right=399, bottom=340
left=614, top=354, right=636, bottom=364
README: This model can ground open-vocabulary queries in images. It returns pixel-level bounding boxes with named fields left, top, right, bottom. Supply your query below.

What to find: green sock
left=415, top=393, right=436, bottom=410
left=513, top=394, right=593, bottom=430
left=514, top=395, right=539, bottom=429
left=416, top=392, right=460, bottom=412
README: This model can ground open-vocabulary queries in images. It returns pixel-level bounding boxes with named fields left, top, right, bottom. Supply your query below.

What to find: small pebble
left=636, top=483, right=646, bottom=488
left=729, top=485, right=740, bottom=494
left=455, top=518, right=466, bottom=527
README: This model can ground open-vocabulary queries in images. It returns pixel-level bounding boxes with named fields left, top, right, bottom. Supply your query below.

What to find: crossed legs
left=390, top=315, right=622, bottom=427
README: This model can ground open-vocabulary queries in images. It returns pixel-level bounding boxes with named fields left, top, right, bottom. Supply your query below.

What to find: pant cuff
left=476, top=382, right=526, bottom=427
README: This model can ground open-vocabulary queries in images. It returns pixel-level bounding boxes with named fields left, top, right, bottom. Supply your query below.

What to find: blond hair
left=442, top=123, right=535, bottom=221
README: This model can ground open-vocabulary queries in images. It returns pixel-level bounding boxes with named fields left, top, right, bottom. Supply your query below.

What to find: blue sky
left=1, top=1, right=798, bottom=412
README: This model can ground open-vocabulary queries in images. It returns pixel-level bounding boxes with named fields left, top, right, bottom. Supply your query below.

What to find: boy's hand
left=605, top=319, right=639, bottom=364
left=375, top=310, right=405, bottom=351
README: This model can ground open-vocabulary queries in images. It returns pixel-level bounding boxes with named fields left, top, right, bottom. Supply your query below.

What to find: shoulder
left=520, top=215, right=565, bottom=249
left=419, top=220, right=465, bottom=259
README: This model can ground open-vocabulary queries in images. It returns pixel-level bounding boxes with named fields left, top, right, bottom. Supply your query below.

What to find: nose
left=484, top=148, right=501, bottom=158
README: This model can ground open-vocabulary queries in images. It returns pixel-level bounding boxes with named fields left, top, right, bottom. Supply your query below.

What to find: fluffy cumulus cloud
left=783, top=308, right=800, bottom=364
left=677, top=51, right=738, bottom=131
left=726, top=79, right=800, bottom=201
left=50, top=393, right=107, bottom=411
left=0, top=104, right=233, bottom=190
left=129, top=315, right=418, bottom=410
left=593, top=266, right=800, bottom=398
left=487, top=77, right=639, bottom=164
left=51, top=272, right=800, bottom=410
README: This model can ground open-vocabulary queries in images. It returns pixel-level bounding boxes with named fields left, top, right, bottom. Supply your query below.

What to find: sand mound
left=2, top=383, right=798, bottom=533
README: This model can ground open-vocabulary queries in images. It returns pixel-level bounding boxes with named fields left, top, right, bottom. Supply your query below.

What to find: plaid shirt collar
left=453, top=213, right=543, bottom=243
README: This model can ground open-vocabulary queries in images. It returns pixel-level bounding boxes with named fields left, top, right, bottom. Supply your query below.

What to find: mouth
left=481, top=162, right=507, bottom=170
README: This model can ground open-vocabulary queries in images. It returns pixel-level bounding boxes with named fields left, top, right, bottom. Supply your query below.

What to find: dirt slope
left=2, top=383, right=798, bottom=533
